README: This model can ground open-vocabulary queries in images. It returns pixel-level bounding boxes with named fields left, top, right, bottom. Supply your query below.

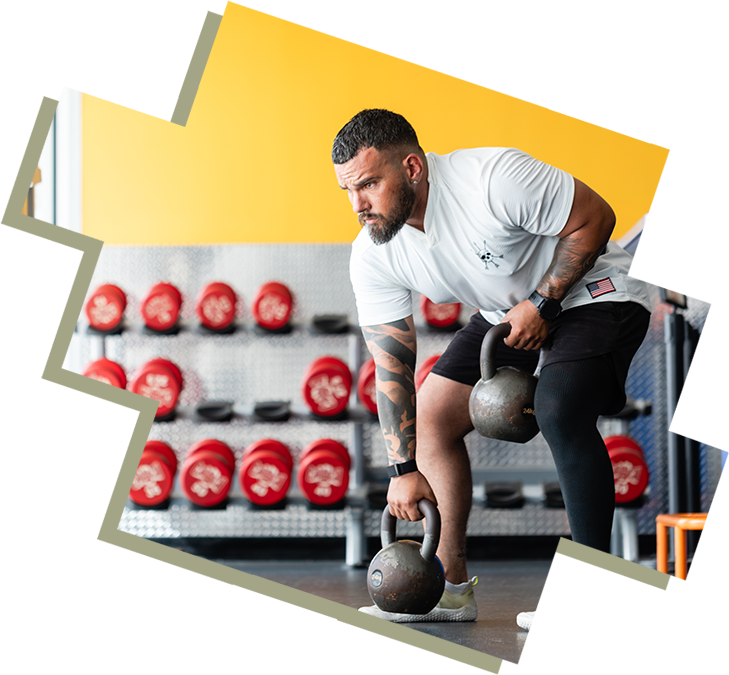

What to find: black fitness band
left=387, top=458, right=418, bottom=478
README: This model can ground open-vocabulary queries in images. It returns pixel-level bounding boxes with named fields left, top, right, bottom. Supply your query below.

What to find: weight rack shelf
left=156, top=403, right=378, bottom=426
left=118, top=498, right=571, bottom=541
left=80, top=319, right=359, bottom=339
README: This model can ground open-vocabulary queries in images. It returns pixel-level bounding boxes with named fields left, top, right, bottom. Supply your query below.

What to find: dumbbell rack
left=68, top=243, right=723, bottom=566
left=87, top=319, right=368, bottom=563
left=98, top=315, right=575, bottom=563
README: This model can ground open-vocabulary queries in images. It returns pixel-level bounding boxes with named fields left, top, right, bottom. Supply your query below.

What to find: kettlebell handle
left=381, top=498, right=441, bottom=562
left=480, top=322, right=512, bottom=382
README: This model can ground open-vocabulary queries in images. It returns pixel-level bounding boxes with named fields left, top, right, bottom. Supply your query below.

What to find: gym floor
left=217, top=560, right=729, bottom=675
left=221, top=558, right=552, bottom=664
left=156, top=536, right=729, bottom=675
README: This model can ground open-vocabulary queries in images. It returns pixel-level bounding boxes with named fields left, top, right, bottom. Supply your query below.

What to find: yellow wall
left=82, top=4, right=668, bottom=245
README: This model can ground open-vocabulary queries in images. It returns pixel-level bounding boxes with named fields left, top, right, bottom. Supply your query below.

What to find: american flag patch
left=586, top=277, right=616, bottom=298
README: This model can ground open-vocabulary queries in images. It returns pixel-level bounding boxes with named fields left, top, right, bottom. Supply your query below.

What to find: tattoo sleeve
left=361, top=316, right=417, bottom=465
left=536, top=235, right=607, bottom=301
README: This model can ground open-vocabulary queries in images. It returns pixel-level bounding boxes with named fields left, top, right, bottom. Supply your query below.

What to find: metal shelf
left=120, top=498, right=356, bottom=539
left=118, top=496, right=571, bottom=541
left=79, top=319, right=358, bottom=339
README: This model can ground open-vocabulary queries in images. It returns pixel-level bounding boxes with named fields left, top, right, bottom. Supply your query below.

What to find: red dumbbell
left=420, top=296, right=461, bottom=328
left=179, top=439, right=235, bottom=507
left=605, top=435, right=650, bottom=503
left=82, top=357, right=127, bottom=389
left=84, top=283, right=127, bottom=332
left=301, top=356, right=352, bottom=417
left=128, top=358, right=183, bottom=419
left=140, top=282, right=182, bottom=332
left=357, top=358, right=378, bottom=415
left=251, top=281, right=293, bottom=331
left=297, top=439, right=351, bottom=505
left=129, top=440, right=178, bottom=506
left=196, top=282, right=238, bottom=331
left=239, top=439, right=293, bottom=506
left=415, top=354, right=441, bottom=392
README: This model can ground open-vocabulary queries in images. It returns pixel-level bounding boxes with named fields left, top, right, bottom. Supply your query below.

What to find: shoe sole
left=359, top=603, right=477, bottom=623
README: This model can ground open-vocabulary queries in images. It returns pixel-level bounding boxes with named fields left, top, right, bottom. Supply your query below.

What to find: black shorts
left=430, top=301, right=651, bottom=395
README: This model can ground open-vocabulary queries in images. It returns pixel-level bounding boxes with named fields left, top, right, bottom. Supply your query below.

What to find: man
left=332, top=109, right=651, bottom=628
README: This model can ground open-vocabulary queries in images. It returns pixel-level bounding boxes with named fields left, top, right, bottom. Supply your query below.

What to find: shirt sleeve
left=349, top=241, right=413, bottom=327
left=485, top=148, right=575, bottom=237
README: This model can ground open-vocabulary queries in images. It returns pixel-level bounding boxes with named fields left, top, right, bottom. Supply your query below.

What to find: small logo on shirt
left=471, top=241, right=504, bottom=270
left=586, top=277, right=616, bottom=298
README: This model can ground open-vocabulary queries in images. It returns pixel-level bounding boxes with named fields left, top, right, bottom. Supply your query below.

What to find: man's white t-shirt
left=350, top=147, right=652, bottom=327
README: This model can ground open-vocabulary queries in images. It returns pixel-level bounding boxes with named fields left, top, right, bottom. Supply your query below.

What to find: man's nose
left=350, top=191, right=368, bottom=214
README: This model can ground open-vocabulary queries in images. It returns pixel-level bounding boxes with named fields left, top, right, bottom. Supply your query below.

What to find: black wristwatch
left=387, top=459, right=418, bottom=478
left=528, top=290, right=562, bottom=320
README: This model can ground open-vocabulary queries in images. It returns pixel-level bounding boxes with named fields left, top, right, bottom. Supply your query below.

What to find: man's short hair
left=331, top=109, right=422, bottom=164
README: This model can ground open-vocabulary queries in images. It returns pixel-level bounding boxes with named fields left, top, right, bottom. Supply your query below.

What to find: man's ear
left=403, top=152, right=424, bottom=181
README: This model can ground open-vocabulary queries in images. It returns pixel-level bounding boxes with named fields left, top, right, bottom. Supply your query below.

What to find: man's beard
left=359, top=178, right=416, bottom=245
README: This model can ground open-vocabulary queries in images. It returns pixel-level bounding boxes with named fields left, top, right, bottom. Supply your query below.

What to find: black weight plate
left=485, top=482, right=525, bottom=509
left=86, top=323, right=124, bottom=336
left=252, top=323, right=293, bottom=336
left=311, top=314, right=349, bottom=334
left=605, top=397, right=653, bottom=420
left=543, top=481, right=564, bottom=508
left=196, top=322, right=238, bottom=335
left=195, top=400, right=234, bottom=422
left=253, top=400, right=291, bottom=422
left=142, top=323, right=181, bottom=336
left=308, top=408, right=349, bottom=422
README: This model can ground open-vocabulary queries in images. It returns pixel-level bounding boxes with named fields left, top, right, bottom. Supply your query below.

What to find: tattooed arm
left=537, top=178, right=616, bottom=299
left=361, top=315, right=437, bottom=521
left=361, top=316, right=417, bottom=464
left=502, top=178, right=616, bottom=350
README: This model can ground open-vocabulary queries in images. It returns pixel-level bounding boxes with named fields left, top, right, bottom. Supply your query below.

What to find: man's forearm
left=536, top=211, right=615, bottom=301
left=361, top=318, right=417, bottom=464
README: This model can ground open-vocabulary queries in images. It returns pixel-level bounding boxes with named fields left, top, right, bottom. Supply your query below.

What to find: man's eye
left=365, top=182, right=375, bottom=189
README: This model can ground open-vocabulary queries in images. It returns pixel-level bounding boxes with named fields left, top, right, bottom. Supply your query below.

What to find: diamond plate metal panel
left=364, top=504, right=571, bottom=537
left=102, top=328, right=357, bottom=407
left=63, top=331, right=105, bottom=373
left=85, top=244, right=357, bottom=322
left=363, top=424, right=555, bottom=470
left=119, top=501, right=349, bottom=538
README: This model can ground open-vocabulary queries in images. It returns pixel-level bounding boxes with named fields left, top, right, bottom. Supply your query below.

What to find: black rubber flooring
left=217, top=559, right=729, bottom=675
left=222, top=559, right=552, bottom=664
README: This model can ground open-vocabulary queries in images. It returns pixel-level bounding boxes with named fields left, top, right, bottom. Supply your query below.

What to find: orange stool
left=656, top=513, right=707, bottom=579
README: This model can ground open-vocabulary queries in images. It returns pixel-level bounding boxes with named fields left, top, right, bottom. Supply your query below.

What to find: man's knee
left=416, top=372, right=474, bottom=442
left=534, top=358, right=616, bottom=446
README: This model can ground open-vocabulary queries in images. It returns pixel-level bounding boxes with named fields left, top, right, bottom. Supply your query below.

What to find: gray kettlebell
left=468, top=322, right=540, bottom=443
left=367, top=499, right=445, bottom=614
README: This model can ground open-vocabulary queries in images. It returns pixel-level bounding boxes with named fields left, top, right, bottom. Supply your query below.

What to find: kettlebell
left=367, top=499, right=445, bottom=614
left=468, top=322, right=540, bottom=443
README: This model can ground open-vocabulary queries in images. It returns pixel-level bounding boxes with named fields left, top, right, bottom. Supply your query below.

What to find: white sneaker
left=516, top=611, right=535, bottom=631
left=358, top=577, right=479, bottom=623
